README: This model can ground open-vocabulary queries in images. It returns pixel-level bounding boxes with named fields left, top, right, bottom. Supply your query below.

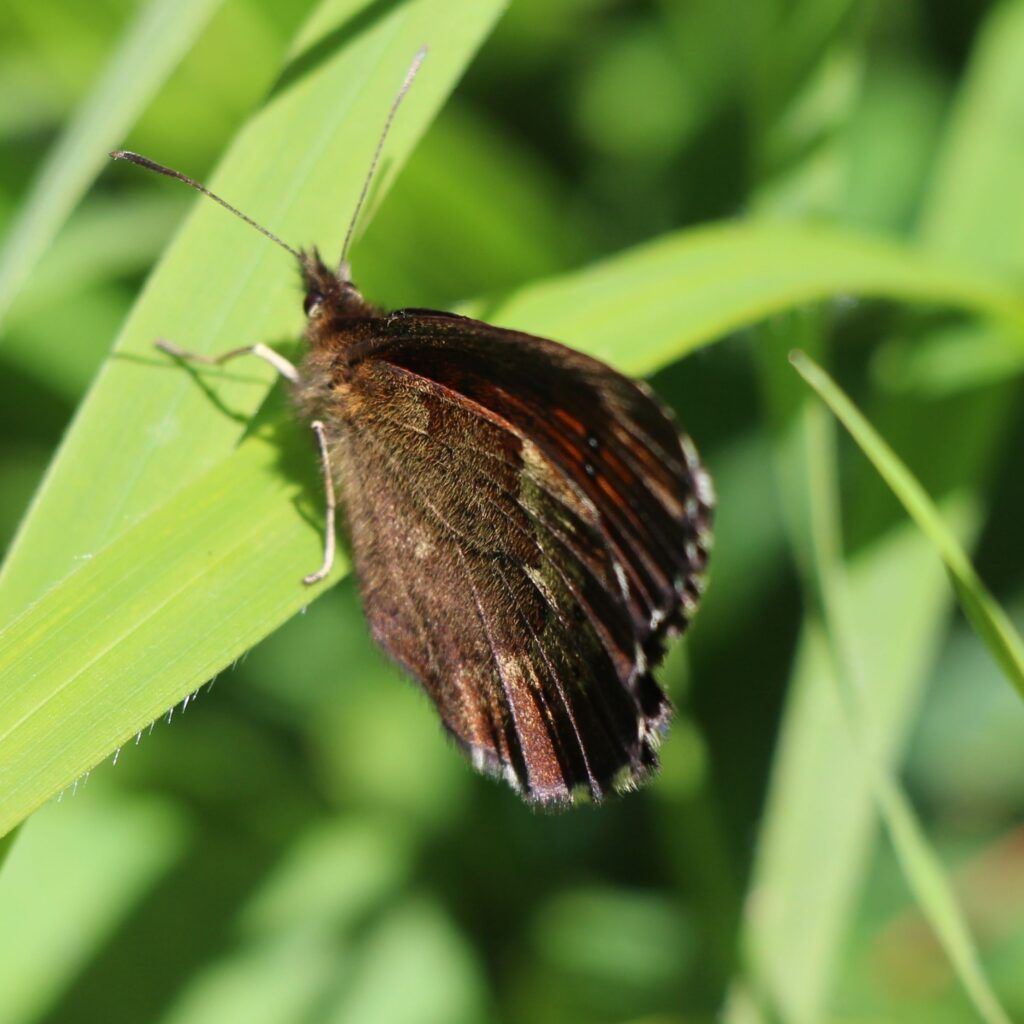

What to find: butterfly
left=112, top=51, right=714, bottom=807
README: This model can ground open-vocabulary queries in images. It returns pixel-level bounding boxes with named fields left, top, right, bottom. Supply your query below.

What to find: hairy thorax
left=294, top=301, right=380, bottom=430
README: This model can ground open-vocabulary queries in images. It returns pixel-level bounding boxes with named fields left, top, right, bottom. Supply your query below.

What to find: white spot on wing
left=695, top=467, right=715, bottom=508
left=613, top=560, right=628, bottom=599
left=634, top=644, right=648, bottom=676
left=503, top=763, right=522, bottom=790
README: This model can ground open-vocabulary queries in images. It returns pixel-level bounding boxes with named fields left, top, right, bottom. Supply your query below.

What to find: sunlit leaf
left=2, top=215, right=1023, bottom=837
left=0, top=0, right=509, bottom=620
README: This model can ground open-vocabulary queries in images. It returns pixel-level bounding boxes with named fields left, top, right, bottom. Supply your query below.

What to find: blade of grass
left=0, top=0, right=509, bottom=622
left=793, top=350, right=1024, bottom=697
left=461, top=219, right=1024, bottom=376
left=794, top=373, right=1011, bottom=1024
left=738, top=328, right=1012, bottom=1022
left=1, top=217, right=1024, bottom=838
left=0, top=0, right=226, bottom=330
left=728, top=6, right=1024, bottom=1016
left=0, top=419, right=348, bottom=839
left=730, top=525, right=970, bottom=1023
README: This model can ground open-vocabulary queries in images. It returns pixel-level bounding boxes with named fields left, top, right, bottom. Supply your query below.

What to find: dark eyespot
left=303, top=293, right=323, bottom=316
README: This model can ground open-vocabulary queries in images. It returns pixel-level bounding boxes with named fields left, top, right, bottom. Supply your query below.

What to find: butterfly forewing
left=302, top=311, right=713, bottom=805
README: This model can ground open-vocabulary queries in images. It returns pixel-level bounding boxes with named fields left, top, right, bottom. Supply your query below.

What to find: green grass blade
left=793, top=350, right=1024, bottom=697
left=2, top=216, right=1024, bottom=838
left=0, top=422, right=346, bottom=838
left=735, top=319, right=990, bottom=1023
left=796, top=381, right=1011, bottom=1024
left=0, top=0, right=225, bottom=330
left=0, top=0, right=509, bottom=621
left=869, top=778, right=1012, bottom=1024
left=730, top=8, right=1024, bottom=1015
left=734, top=534, right=970, bottom=1023
left=735, top=322, right=1011, bottom=1021
left=461, top=219, right=1024, bottom=376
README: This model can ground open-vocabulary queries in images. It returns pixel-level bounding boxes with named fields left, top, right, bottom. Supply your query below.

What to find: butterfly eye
left=304, top=293, right=323, bottom=316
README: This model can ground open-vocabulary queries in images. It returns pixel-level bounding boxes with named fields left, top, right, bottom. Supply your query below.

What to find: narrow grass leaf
left=870, top=775, right=1012, bottom=1024
left=2, top=214, right=1024, bottom=837
left=731, top=9, right=1024, bottom=1014
left=0, top=0, right=225, bottom=329
left=463, top=219, right=1024, bottom=377
left=0, top=0, right=509, bottom=621
left=793, top=350, right=1024, bottom=698
left=736, top=528, right=967, bottom=1023
left=796, top=380, right=1011, bottom=1024
left=736, top=320, right=987, bottom=1022
left=0, top=421, right=345, bottom=838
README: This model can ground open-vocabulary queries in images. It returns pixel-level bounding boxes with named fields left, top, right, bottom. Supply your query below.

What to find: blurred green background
left=2, top=0, right=1024, bottom=1021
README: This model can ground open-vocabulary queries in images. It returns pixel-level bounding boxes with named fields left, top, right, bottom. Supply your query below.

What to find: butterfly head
left=299, top=247, right=371, bottom=325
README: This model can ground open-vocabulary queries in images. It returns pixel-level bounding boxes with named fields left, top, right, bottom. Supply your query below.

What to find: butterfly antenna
left=109, top=150, right=302, bottom=260
left=337, top=46, right=428, bottom=281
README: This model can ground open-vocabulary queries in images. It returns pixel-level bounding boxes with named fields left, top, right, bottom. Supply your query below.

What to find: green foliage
left=794, top=351, right=1024, bottom=696
left=789, top=354, right=1010, bottom=1024
left=1, top=1, right=1024, bottom=1022
left=0, top=0, right=226, bottom=328
left=0, top=0, right=508, bottom=618
left=3, top=215, right=1021, bottom=844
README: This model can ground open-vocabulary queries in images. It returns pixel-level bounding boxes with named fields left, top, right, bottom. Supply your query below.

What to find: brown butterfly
left=112, top=51, right=714, bottom=807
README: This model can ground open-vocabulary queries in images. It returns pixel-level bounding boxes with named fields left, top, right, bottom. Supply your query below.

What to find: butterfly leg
left=155, top=338, right=299, bottom=383
left=156, top=339, right=335, bottom=584
left=303, top=419, right=336, bottom=586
